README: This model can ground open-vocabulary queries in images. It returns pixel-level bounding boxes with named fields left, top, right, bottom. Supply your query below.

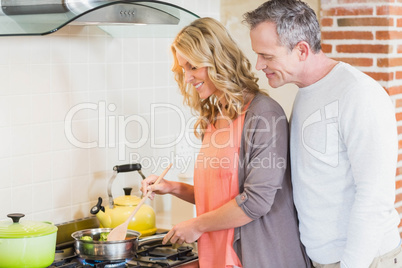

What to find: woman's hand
left=141, top=174, right=172, bottom=200
left=162, top=218, right=202, bottom=245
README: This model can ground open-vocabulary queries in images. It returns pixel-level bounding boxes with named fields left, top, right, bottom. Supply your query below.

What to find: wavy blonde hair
left=171, top=17, right=263, bottom=139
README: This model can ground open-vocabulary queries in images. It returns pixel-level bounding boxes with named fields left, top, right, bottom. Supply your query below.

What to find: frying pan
left=71, top=228, right=165, bottom=261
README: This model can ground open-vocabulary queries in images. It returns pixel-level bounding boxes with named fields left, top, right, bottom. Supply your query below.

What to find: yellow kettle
left=90, top=164, right=157, bottom=237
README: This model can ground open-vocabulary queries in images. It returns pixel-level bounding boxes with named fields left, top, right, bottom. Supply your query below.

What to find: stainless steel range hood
left=0, top=0, right=199, bottom=37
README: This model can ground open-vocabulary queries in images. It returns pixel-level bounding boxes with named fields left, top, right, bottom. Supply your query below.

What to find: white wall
left=0, top=0, right=322, bottom=226
left=0, top=0, right=219, bottom=224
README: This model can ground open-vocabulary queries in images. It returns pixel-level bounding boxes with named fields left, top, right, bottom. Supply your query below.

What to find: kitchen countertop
left=155, top=211, right=175, bottom=230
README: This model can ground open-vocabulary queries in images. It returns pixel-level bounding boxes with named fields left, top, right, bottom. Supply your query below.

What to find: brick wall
left=320, top=0, right=402, bottom=233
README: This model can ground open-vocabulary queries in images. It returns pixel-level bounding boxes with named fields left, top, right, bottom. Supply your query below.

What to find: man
left=244, top=1, right=402, bottom=267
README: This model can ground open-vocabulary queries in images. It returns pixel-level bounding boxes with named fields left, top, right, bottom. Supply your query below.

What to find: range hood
left=0, top=0, right=199, bottom=37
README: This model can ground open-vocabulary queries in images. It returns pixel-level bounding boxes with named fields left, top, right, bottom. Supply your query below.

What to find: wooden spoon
left=107, top=163, right=173, bottom=241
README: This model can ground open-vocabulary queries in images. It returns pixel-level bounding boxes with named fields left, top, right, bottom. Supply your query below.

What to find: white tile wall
left=0, top=0, right=220, bottom=224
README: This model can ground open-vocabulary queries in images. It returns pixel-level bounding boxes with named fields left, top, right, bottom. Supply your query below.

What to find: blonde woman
left=142, top=17, right=310, bottom=268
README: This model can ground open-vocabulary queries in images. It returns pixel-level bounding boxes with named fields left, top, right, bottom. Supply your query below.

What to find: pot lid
left=0, top=213, right=58, bottom=238
left=113, top=187, right=141, bottom=206
left=114, top=194, right=141, bottom=206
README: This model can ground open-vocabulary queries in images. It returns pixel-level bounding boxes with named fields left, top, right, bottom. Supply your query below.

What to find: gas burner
left=80, top=259, right=128, bottom=268
left=48, top=258, right=141, bottom=268
left=132, top=243, right=197, bottom=266
left=139, top=244, right=195, bottom=260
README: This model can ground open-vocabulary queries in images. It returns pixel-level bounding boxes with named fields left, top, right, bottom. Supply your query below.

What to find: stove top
left=48, top=243, right=198, bottom=268
left=48, top=217, right=198, bottom=268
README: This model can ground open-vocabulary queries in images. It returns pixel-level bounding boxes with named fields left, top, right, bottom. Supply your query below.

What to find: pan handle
left=138, top=233, right=167, bottom=246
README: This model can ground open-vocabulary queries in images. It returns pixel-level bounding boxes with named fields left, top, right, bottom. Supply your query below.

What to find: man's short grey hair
left=243, top=0, right=321, bottom=53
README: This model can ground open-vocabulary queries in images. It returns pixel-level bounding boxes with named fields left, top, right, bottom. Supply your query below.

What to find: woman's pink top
left=194, top=111, right=246, bottom=268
